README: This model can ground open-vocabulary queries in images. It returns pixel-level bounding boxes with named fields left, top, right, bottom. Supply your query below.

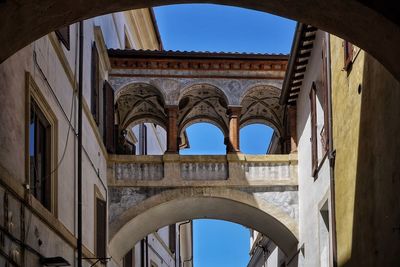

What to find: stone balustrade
left=107, top=153, right=297, bottom=187
left=180, top=156, right=228, bottom=180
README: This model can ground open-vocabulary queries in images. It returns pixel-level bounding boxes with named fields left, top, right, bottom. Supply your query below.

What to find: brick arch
left=0, top=1, right=399, bottom=80
left=109, top=187, right=298, bottom=261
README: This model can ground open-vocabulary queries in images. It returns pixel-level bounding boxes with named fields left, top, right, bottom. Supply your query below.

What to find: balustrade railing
left=108, top=154, right=297, bottom=184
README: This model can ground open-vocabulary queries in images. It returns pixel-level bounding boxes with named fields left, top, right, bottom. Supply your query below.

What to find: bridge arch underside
left=109, top=188, right=298, bottom=261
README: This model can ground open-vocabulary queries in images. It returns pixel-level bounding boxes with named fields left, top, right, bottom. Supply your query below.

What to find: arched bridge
left=107, top=153, right=299, bottom=260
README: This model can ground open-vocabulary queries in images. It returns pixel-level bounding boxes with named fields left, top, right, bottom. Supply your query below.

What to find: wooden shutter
left=321, top=38, right=329, bottom=153
left=169, top=224, right=176, bottom=254
left=343, top=40, right=353, bottom=70
left=310, top=82, right=318, bottom=176
left=96, top=198, right=107, bottom=261
left=103, top=81, right=115, bottom=153
left=91, top=42, right=100, bottom=125
left=55, top=26, right=70, bottom=50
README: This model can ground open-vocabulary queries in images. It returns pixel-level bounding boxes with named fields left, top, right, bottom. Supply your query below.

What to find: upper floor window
left=29, top=99, right=52, bottom=210
left=55, top=26, right=70, bottom=50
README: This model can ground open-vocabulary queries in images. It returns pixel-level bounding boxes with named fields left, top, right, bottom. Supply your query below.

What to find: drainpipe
left=77, top=20, right=84, bottom=267
left=178, top=221, right=192, bottom=267
left=326, top=33, right=338, bottom=267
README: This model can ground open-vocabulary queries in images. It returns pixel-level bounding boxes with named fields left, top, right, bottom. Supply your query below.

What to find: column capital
left=165, top=105, right=179, bottom=111
left=227, top=106, right=242, bottom=117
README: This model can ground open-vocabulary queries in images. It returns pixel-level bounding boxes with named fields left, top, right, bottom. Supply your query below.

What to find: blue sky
left=154, top=4, right=295, bottom=267
left=154, top=4, right=295, bottom=54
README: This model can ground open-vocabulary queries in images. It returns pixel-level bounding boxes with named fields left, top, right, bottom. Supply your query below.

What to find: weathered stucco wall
left=331, top=35, right=400, bottom=266
left=296, top=30, right=331, bottom=267
left=0, top=9, right=161, bottom=267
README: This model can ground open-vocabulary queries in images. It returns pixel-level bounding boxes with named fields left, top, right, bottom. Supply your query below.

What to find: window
left=169, top=224, right=176, bottom=254
left=29, top=99, right=52, bottom=210
left=27, top=73, right=57, bottom=214
left=91, top=42, right=100, bottom=125
left=123, top=248, right=135, bottom=267
left=96, top=197, right=107, bottom=262
left=343, top=40, right=353, bottom=71
left=319, top=201, right=330, bottom=267
left=55, top=26, right=70, bottom=50
left=310, top=82, right=318, bottom=176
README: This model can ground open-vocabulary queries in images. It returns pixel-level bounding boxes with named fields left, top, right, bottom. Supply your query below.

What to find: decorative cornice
left=110, top=57, right=288, bottom=72
left=108, top=49, right=288, bottom=75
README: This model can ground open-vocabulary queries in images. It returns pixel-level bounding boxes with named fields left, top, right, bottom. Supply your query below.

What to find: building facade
left=0, top=8, right=192, bottom=267
left=277, top=22, right=400, bottom=267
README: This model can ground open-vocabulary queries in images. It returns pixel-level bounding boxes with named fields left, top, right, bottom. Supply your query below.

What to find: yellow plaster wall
left=330, top=35, right=364, bottom=266
left=331, top=35, right=400, bottom=266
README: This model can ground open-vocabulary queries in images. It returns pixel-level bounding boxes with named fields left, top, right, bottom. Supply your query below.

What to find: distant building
left=248, top=230, right=286, bottom=267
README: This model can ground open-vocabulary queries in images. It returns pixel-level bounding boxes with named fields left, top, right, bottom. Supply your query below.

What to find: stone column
left=166, top=105, right=179, bottom=153
left=227, top=106, right=242, bottom=153
left=288, top=106, right=298, bottom=153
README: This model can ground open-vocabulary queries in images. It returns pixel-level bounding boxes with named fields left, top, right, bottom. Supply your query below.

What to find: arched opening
left=240, top=123, right=276, bottom=154
left=179, top=122, right=226, bottom=155
left=129, top=122, right=167, bottom=155
left=115, top=83, right=167, bottom=155
left=109, top=188, right=299, bottom=262
left=193, top=219, right=251, bottom=267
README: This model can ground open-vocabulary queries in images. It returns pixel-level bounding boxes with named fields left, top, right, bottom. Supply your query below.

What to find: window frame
left=26, top=72, right=58, bottom=215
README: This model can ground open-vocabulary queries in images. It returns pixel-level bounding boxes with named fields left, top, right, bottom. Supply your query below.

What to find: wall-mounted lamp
left=40, top=256, right=70, bottom=266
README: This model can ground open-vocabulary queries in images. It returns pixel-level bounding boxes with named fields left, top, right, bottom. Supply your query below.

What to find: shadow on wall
left=347, top=54, right=400, bottom=266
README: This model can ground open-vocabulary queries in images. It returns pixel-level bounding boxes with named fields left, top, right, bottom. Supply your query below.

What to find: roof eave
left=280, top=23, right=305, bottom=105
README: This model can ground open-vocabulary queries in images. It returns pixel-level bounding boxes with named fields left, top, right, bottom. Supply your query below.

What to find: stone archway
left=0, top=0, right=399, bottom=80
left=108, top=187, right=299, bottom=261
